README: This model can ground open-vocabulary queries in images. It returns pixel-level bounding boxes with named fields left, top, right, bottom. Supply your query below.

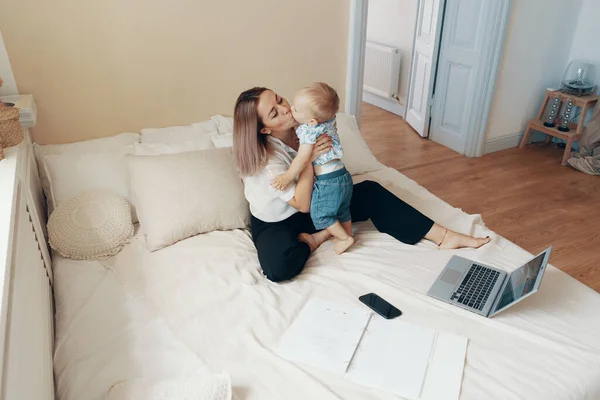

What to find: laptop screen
left=492, top=252, right=548, bottom=313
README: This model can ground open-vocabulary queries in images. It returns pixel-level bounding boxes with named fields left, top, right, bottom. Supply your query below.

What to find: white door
left=405, top=0, right=444, bottom=137
left=429, top=0, right=491, bottom=153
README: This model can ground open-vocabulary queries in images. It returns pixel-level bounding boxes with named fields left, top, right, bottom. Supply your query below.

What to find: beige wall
left=366, top=0, right=418, bottom=105
left=569, top=0, right=600, bottom=86
left=0, top=0, right=350, bottom=144
left=0, top=30, right=18, bottom=96
left=485, top=0, right=582, bottom=142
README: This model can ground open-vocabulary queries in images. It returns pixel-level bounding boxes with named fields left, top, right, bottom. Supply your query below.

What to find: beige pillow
left=141, top=120, right=218, bottom=144
left=128, top=148, right=250, bottom=251
left=210, top=114, right=234, bottom=134
left=133, top=139, right=214, bottom=155
left=336, top=113, right=385, bottom=175
left=33, top=133, right=140, bottom=212
left=210, top=133, right=233, bottom=148
left=43, top=149, right=138, bottom=222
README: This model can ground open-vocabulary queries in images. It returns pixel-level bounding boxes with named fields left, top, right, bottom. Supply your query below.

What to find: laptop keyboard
left=451, top=264, right=500, bottom=311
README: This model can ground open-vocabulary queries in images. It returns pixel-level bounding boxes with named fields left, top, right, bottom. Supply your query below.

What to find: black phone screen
left=359, top=293, right=402, bottom=319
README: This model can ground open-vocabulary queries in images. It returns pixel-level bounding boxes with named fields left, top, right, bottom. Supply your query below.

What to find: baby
left=272, top=82, right=354, bottom=254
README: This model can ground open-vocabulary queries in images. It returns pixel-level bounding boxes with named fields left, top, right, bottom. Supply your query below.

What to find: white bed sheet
left=53, top=167, right=600, bottom=400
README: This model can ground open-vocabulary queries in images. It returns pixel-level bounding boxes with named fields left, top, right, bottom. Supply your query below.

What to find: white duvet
left=53, top=168, right=600, bottom=400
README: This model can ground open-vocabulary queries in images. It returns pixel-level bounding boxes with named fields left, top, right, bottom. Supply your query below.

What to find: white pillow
left=134, top=139, right=214, bottom=155
left=141, top=120, right=218, bottom=144
left=211, top=133, right=233, bottom=148
left=128, top=149, right=250, bottom=251
left=43, top=150, right=138, bottom=222
left=336, top=113, right=385, bottom=175
left=33, top=133, right=140, bottom=212
left=210, top=115, right=233, bottom=134
left=47, top=191, right=134, bottom=260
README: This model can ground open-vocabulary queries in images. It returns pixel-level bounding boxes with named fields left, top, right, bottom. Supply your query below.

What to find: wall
left=568, top=0, right=600, bottom=88
left=366, top=0, right=418, bottom=105
left=484, top=0, right=583, bottom=147
left=0, top=30, right=18, bottom=96
left=0, top=0, right=349, bottom=144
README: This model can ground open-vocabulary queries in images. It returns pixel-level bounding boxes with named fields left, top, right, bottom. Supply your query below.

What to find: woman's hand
left=311, top=134, right=333, bottom=162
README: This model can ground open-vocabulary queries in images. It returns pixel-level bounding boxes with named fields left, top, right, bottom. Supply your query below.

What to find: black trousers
left=250, top=180, right=434, bottom=282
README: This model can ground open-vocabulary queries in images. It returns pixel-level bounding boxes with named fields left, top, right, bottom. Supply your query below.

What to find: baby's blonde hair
left=298, top=82, right=340, bottom=123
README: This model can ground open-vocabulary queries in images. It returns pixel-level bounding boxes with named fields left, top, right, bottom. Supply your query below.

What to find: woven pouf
left=0, top=104, right=23, bottom=160
left=48, top=191, right=134, bottom=260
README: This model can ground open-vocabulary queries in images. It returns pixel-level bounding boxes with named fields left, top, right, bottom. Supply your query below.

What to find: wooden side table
left=519, top=90, right=599, bottom=165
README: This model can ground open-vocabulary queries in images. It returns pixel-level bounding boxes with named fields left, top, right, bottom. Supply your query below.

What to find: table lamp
left=561, top=60, right=596, bottom=97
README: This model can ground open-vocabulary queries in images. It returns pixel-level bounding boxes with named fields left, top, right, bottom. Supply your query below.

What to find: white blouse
left=242, top=136, right=300, bottom=223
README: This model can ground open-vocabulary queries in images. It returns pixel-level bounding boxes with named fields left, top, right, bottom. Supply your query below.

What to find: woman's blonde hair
left=233, top=87, right=268, bottom=176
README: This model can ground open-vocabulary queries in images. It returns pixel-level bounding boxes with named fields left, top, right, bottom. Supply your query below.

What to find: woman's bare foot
left=298, top=231, right=331, bottom=253
left=334, top=236, right=355, bottom=255
left=440, top=230, right=490, bottom=250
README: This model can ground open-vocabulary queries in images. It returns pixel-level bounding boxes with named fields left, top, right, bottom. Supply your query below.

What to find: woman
left=233, top=87, right=490, bottom=282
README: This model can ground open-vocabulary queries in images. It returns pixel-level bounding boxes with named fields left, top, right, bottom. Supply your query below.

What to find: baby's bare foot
left=334, top=236, right=355, bottom=255
left=440, top=231, right=490, bottom=250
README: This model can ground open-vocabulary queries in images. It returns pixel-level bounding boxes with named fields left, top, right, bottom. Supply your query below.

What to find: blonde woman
left=233, top=87, right=490, bottom=282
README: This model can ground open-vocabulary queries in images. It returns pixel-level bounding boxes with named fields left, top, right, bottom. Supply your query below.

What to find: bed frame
left=0, top=130, right=54, bottom=399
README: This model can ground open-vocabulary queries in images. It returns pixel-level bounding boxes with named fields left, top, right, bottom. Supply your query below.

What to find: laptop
left=427, top=247, right=552, bottom=317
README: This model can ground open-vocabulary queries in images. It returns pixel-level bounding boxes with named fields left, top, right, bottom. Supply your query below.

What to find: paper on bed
left=277, top=298, right=467, bottom=400
left=345, top=316, right=436, bottom=400
left=420, top=333, right=468, bottom=400
left=276, top=299, right=371, bottom=375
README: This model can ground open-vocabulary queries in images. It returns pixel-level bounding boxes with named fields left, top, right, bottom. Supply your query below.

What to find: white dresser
left=0, top=130, right=55, bottom=399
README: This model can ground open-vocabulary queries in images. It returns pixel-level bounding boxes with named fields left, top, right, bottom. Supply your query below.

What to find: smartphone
left=359, top=293, right=402, bottom=319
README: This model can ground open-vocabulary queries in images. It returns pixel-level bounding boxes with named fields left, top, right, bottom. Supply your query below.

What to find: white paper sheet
left=420, top=333, right=468, bottom=400
left=345, top=316, right=436, bottom=400
left=276, top=299, right=372, bottom=375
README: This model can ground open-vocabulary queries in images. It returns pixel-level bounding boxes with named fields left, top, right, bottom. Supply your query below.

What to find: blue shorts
left=310, top=168, right=353, bottom=230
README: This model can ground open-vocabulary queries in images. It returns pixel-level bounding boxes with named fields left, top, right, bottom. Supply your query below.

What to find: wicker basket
left=0, top=104, right=23, bottom=161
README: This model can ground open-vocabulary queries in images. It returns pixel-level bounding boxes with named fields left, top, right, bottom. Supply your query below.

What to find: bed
left=6, top=113, right=599, bottom=400
left=51, top=166, right=600, bottom=400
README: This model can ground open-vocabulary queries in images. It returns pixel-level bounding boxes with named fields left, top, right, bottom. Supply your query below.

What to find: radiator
left=363, top=41, right=402, bottom=99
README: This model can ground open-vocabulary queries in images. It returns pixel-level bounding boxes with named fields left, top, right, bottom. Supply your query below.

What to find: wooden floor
left=360, top=103, right=600, bottom=292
